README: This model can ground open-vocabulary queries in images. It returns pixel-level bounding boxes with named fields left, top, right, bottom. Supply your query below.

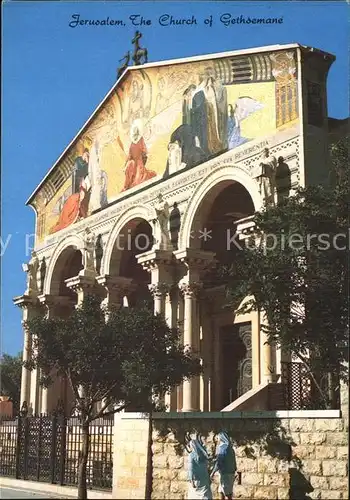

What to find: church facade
left=15, top=43, right=337, bottom=416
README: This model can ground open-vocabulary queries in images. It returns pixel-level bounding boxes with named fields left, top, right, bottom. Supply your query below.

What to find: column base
left=181, top=408, right=201, bottom=413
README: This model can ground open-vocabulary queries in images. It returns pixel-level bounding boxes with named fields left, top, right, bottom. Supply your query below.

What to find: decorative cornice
left=64, top=274, right=96, bottom=294
left=174, top=249, right=216, bottom=271
left=137, top=250, right=175, bottom=272
left=96, top=275, right=135, bottom=295
left=37, top=294, right=75, bottom=308
left=13, top=295, right=38, bottom=309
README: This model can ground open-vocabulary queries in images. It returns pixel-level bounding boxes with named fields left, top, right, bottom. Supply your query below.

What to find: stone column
left=37, top=294, right=75, bottom=414
left=177, top=292, right=184, bottom=411
left=259, top=310, right=276, bottom=383
left=97, top=275, right=134, bottom=417
left=65, top=273, right=98, bottom=307
left=65, top=274, right=100, bottom=413
left=179, top=282, right=202, bottom=412
left=13, top=295, right=39, bottom=410
left=174, top=249, right=216, bottom=412
left=148, top=283, right=169, bottom=316
left=137, top=250, right=175, bottom=411
left=164, top=286, right=179, bottom=410
left=137, top=250, right=174, bottom=316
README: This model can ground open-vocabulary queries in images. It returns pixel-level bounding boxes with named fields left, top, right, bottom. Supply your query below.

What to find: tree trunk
left=77, top=421, right=90, bottom=499
left=145, top=409, right=153, bottom=499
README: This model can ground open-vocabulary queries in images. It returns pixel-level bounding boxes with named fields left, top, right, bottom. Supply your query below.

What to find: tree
left=222, top=137, right=349, bottom=407
left=0, top=352, right=22, bottom=414
left=24, top=295, right=201, bottom=499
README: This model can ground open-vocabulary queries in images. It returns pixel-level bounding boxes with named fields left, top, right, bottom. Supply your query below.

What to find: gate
left=16, top=414, right=66, bottom=483
left=221, top=321, right=252, bottom=407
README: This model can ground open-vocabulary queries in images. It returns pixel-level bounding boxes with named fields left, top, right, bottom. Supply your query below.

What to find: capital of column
left=37, top=294, right=76, bottom=316
left=179, top=281, right=203, bottom=299
left=14, top=295, right=41, bottom=329
left=64, top=274, right=97, bottom=295
left=97, top=275, right=135, bottom=298
left=137, top=249, right=174, bottom=272
left=174, top=248, right=216, bottom=273
left=148, top=282, right=172, bottom=298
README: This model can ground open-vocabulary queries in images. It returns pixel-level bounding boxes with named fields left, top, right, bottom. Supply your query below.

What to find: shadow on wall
left=276, top=156, right=292, bottom=204
left=152, top=416, right=314, bottom=499
left=289, top=467, right=314, bottom=500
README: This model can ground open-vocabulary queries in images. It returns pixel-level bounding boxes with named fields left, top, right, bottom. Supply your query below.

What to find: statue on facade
left=169, top=202, right=181, bottom=250
left=154, top=194, right=171, bottom=249
left=82, top=228, right=95, bottom=273
left=39, top=256, right=47, bottom=294
left=95, top=234, right=103, bottom=275
left=253, top=147, right=277, bottom=206
left=22, top=251, right=39, bottom=295
left=132, top=31, right=148, bottom=65
left=20, top=401, right=28, bottom=417
left=117, top=51, right=130, bottom=79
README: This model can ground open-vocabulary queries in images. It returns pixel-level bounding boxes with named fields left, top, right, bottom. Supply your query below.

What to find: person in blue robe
left=210, top=431, right=237, bottom=500
left=187, top=436, right=212, bottom=500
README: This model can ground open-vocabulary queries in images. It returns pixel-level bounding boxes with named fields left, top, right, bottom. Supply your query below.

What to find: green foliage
left=222, top=138, right=349, bottom=393
left=24, top=295, right=201, bottom=422
left=0, top=352, right=22, bottom=414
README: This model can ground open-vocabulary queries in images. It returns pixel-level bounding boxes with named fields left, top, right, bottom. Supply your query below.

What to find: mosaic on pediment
left=32, top=49, right=299, bottom=243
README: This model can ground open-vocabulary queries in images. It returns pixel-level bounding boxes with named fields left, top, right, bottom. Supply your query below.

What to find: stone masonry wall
left=151, top=412, right=348, bottom=500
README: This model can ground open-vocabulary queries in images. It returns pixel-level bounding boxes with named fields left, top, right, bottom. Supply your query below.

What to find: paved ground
left=0, top=487, right=65, bottom=499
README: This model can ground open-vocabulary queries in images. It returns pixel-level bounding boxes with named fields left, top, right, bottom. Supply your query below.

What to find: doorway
left=220, top=322, right=252, bottom=408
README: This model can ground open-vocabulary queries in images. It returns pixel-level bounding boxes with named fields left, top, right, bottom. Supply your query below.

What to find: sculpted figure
left=132, top=30, right=148, bottom=65
left=22, top=251, right=39, bottom=295
left=154, top=194, right=171, bottom=250
left=39, top=257, right=47, bottom=294
left=117, top=51, right=130, bottom=79
left=95, top=234, right=103, bottom=276
left=82, top=228, right=95, bottom=273
left=254, top=147, right=277, bottom=206
left=169, top=202, right=181, bottom=250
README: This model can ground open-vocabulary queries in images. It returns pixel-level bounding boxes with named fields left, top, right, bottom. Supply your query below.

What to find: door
left=221, top=322, right=252, bottom=408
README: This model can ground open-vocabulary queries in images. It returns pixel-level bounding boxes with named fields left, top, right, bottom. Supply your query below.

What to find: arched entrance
left=107, top=218, right=154, bottom=308
left=186, top=178, right=258, bottom=410
left=43, top=244, right=84, bottom=414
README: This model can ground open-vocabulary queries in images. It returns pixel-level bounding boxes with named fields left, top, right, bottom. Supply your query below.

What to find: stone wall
left=113, top=410, right=348, bottom=500
left=112, top=414, right=151, bottom=499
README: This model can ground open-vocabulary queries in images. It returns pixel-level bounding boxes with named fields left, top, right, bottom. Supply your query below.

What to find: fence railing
left=0, top=413, right=113, bottom=490
left=281, top=361, right=340, bottom=410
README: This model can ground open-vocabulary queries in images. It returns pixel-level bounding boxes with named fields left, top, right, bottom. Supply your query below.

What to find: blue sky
left=1, top=1, right=349, bottom=356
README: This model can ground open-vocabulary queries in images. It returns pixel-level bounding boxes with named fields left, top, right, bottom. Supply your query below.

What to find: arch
left=102, top=204, right=155, bottom=276
left=179, top=165, right=262, bottom=249
left=44, top=233, right=84, bottom=295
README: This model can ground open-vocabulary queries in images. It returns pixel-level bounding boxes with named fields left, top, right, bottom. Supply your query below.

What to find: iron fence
left=0, top=413, right=113, bottom=491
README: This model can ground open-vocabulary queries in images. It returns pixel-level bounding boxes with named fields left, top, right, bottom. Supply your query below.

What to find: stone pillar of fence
left=112, top=413, right=151, bottom=499
left=340, top=363, right=349, bottom=425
